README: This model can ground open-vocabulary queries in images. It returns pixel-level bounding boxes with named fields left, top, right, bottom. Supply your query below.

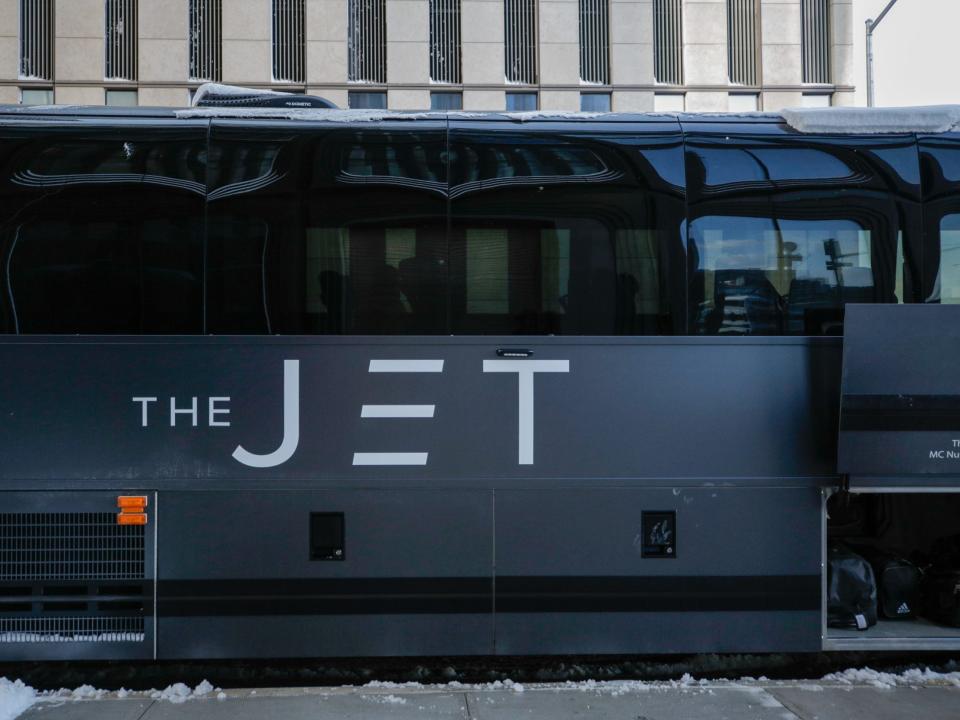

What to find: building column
left=222, top=0, right=272, bottom=85
left=54, top=0, right=106, bottom=104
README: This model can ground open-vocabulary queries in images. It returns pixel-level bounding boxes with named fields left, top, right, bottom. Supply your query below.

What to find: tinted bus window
left=919, top=135, right=960, bottom=304
left=207, top=122, right=448, bottom=334
left=690, top=216, right=891, bottom=335
left=938, top=214, right=960, bottom=303
left=686, top=128, right=920, bottom=335
left=0, top=125, right=205, bottom=333
left=448, top=122, right=686, bottom=334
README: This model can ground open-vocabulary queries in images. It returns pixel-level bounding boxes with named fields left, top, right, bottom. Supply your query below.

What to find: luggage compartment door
left=839, top=304, right=960, bottom=490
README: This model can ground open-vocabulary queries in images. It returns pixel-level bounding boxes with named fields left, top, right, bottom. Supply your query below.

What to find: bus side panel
left=155, top=489, right=493, bottom=659
left=0, top=490, right=156, bottom=661
left=494, top=487, right=822, bottom=654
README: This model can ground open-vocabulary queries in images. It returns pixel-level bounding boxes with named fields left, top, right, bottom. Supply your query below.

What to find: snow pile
left=176, top=107, right=438, bottom=122
left=149, top=681, right=220, bottom=704
left=782, top=105, right=960, bottom=135
left=0, top=678, right=37, bottom=720
left=68, top=685, right=109, bottom=700
left=176, top=108, right=624, bottom=122
left=823, top=666, right=960, bottom=689
left=364, top=694, right=408, bottom=705
left=192, top=83, right=292, bottom=107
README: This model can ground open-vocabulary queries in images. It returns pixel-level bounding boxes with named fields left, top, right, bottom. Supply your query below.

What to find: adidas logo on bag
left=897, top=602, right=910, bottom=615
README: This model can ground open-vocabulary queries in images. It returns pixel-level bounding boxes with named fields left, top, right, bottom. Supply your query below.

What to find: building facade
left=0, top=0, right=854, bottom=111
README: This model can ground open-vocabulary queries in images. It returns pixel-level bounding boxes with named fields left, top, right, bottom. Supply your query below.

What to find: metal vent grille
left=429, top=0, right=461, bottom=84
left=105, top=0, right=137, bottom=81
left=348, top=0, right=387, bottom=83
left=727, top=0, right=757, bottom=85
left=578, top=0, right=609, bottom=84
left=189, top=0, right=222, bottom=82
left=505, top=0, right=537, bottom=84
left=0, top=513, right=145, bottom=581
left=273, top=0, right=306, bottom=83
left=801, top=0, right=830, bottom=84
left=19, top=0, right=54, bottom=81
left=653, top=0, right=683, bottom=85
left=0, top=617, right=144, bottom=643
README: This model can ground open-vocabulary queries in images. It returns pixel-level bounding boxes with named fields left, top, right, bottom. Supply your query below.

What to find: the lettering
left=233, top=359, right=300, bottom=468
left=131, top=397, right=157, bottom=427
left=208, top=397, right=231, bottom=427
left=483, top=359, right=570, bottom=465
left=170, top=396, right=198, bottom=427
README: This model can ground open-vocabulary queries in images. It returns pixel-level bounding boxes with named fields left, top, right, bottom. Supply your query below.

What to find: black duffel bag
left=919, top=534, right=960, bottom=627
left=849, top=545, right=922, bottom=619
left=922, top=571, right=960, bottom=626
left=827, top=544, right=878, bottom=630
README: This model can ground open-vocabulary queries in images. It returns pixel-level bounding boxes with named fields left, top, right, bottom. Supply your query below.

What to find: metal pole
left=865, top=18, right=874, bottom=107
left=865, top=0, right=901, bottom=107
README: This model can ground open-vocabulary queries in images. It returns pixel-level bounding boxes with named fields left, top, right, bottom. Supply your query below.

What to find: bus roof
left=1, top=103, right=959, bottom=135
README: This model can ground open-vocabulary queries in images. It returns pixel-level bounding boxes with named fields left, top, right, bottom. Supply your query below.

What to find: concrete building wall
left=223, top=0, right=272, bottom=84
left=1, top=0, right=856, bottom=111
left=0, top=0, right=17, bottom=94
left=55, top=0, right=104, bottom=87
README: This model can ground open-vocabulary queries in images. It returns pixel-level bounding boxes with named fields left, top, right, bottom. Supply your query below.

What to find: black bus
left=1, top=101, right=959, bottom=661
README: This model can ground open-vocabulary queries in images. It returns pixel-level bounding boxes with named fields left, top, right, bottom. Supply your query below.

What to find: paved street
left=16, top=679, right=960, bottom=720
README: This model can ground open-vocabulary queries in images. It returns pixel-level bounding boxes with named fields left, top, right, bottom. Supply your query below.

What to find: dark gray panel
left=495, top=487, right=820, bottom=576
left=494, top=487, right=821, bottom=653
left=840, top=304, right=960, bottom=479
left=0, top=337, right=840, bottom=484
left=158, top=489, right=490, bottom=579
left=158, top=615, right=492, bottom=659
left=156, top=489, right=493, bottom=658
left=494, top=611, right=820, bottom=654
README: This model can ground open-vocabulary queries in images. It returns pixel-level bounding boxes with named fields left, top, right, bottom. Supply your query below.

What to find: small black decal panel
left=641, top=511, right=676, bottom=559
left=310, top=512, right=345, bottom=561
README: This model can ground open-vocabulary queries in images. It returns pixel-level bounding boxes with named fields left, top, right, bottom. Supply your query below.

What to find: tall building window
left=273, top=0, right=306, bottom=83
left=348, top=90, right=387, bottom=109
left=430, top=91, right=462, bottom=110
left=348, top=0, right=387, bottom=83
left=653, top=0, right=683, bottom=85
left=580, top=92, right=610, bottom=112
left=801, top=0, right=830, bottom=83
left=506, top=91, right=537, bottom=111
left=105, top=0, right=138, bottom=81
left=20, top=88, right=53, bottom=105
left=578, top=0, right=609, bottom=84
left=189, top=0, right=222, bottom=82
left=504, top=0, right=537, bottom=84
left=19, top=0, right=54, bottom=81
left=105, top=89, right=138, bottom=106
left=429, top=0, right=461, bottom=83
left=727, top=0, right=757, bottom=85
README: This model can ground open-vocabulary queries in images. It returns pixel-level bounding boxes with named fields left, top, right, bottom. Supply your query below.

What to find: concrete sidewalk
left=17, top=680, right=960, bottom=720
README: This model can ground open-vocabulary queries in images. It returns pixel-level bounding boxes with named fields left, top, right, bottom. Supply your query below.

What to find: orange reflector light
left=117, top=512, right=148, bottom=526
left=117, top=496, right=148, bottom=510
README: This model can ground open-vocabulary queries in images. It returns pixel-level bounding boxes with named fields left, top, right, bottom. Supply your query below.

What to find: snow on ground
left=0, top=679, right=224, bottom=718
left=823, top=666, right=960, bottom=689
left=5, top=664, right=960, bottom=718
left=0, top=679, right=37, bottom=720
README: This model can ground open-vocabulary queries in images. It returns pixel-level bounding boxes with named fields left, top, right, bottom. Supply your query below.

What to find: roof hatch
left=192, top=82, right=337, bottom=109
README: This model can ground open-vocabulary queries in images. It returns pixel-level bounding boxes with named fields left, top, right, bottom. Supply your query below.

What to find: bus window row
left=0, top=123, right=958, bottom=335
